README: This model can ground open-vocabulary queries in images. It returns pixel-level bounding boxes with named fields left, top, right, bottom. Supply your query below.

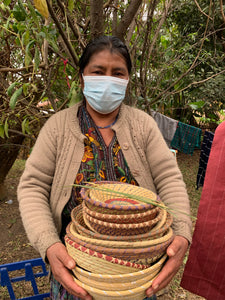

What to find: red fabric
left=180, top=121, right=225, bottom=300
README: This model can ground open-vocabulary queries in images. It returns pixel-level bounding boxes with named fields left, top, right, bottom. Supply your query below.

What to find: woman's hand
left=145, top=236, right=189, bottom=298
left=46, top=242, right=92, bottom=300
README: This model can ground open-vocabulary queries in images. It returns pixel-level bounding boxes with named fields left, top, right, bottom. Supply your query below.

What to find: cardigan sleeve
left=17, top=115, right=62, bottom=260
left=143, top=116, right=192, bottom=243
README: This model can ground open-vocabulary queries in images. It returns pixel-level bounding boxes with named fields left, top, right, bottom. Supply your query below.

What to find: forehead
left=87, top=49, right=127, bottom=68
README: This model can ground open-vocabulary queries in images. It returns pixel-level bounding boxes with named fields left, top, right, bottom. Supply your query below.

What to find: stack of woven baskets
left=65, top=181, right=174, bottom=300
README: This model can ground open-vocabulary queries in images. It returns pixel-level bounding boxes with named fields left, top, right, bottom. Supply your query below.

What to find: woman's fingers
left=47, top=242, right=92, bottom=299
left=48, top=242, right=76, bottom=269
left=54, top=263, right=90, bottom=299
left=145, top=236, right=189, bottom=297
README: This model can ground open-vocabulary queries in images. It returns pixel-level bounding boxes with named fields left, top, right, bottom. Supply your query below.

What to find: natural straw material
left=65, top=236, right=149, bottom=274
left=72, top=204, right=172, bottom=241
left=73, top=276, right=156, bottom=300
left=67, top=222, right=174, bottom=249
left=80, top=181, right=158, bottom=214
left=66, top=226, right=173, bottom=260
left=72, top=256, right=167, bottom=299
left=73, top=253, right=167, bottom=282
left=83, top=206, right=163, bottom=236
left=74, top=267, right=159, bottom=291
left=82, top=200, right=159, bottom=224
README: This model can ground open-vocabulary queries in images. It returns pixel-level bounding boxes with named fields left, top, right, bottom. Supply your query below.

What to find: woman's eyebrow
left=90, top=65, right=106, bottom=70
left=112, top=67, right=127, bottom=72
left=90, top=65, right=127, bottom=72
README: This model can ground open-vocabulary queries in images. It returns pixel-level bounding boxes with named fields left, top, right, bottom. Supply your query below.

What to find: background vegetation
left=0, top=0, right=225, bottom=198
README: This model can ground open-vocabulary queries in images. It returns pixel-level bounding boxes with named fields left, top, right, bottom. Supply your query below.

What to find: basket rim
left=67, top=222, right=174, bottom=249
left=80, top=181, right=157, bottom=211
left=65, top=235, right=151, bottom=270
left=65, top=227, right=174, bottom=257
left=82, top=200, right=159, bottom=221
left=83, top=209, right=168, bottom=237
left=66, top=240, right=140, bottom=274
left=82, top=210, right=154, bottom=236
left=71, top=204, right=172, bottom=241
left=73, top=274, right=157, bottom=296
left=73, top=253, right=167, bottom=279
left=73, top=267, right=159, bottom=290
left=83, top=206, right=164, bottom=229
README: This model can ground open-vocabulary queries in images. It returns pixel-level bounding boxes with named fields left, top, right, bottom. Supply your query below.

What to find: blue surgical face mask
left=82, top=75, right=129, bottom=114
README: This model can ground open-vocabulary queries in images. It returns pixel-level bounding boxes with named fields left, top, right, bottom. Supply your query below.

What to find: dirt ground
left=0, top=151, right=205, bottom=300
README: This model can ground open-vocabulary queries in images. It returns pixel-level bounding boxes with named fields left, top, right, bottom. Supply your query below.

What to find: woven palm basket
left=67, top=222, right=173, bottom=249
left=71, top=204, right=173, bottom=242
left=83, top=206, right=164, bottom=236
left=73, top=253, right=167, bottom=283
left=74, top=267, right=159, bottom=291
left=66, top=224, right=173, bottom=261
left=74, top=276, right=155, bottom=300
left=72, top=255, right=167, bottom=299
left=82, top=200, right=159, bottom=224
left=68, top=182, right=174, bottom=299
left=65, top=236, right=150, bottom=274
left=80, top=181, right=158, bottom=214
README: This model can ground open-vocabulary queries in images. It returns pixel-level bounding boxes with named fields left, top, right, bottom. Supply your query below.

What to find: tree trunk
left=0, top=134, right=24, bottom=201
left=0, top=44, right=25, bottom=201
left=115, top=0, right=142, bottom=42
left=90, top=0, right=104, bottom=38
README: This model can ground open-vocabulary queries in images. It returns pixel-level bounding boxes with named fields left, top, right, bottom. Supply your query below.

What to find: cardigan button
left=123, top=143, right=129, bottom=150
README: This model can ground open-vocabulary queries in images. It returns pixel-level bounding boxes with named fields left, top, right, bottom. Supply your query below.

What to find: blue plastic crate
left=0, top=258, right=50, bottom=300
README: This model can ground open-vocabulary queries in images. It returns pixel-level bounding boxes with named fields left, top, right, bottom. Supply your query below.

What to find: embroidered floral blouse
left=60, top=104, right=137, bottom=238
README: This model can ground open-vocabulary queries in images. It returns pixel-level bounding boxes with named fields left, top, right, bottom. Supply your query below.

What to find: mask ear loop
left=80, top=73, right=85, bottom=90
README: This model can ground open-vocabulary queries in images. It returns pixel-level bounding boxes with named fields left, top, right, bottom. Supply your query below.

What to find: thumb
left=62, top=251, right=76, bottom=270
left=56, top=244, right=76, bottom=270
left=166, top=241, right=178, bottom=257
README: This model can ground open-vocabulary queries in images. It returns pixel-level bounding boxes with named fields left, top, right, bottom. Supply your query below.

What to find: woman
left=17, top=35, right=192, bottom=300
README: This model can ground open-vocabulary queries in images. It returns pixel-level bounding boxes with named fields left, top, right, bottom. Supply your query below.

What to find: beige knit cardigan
left=17, top=102, right=192, bottom=259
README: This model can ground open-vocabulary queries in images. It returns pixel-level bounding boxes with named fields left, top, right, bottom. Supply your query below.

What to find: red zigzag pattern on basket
left=65, top=236, right=149, bottom=270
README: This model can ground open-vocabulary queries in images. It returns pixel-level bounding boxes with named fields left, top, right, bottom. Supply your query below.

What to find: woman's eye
left=92, top=70, right=103, bottom=75
left=114, top=72, right=125, bottom=77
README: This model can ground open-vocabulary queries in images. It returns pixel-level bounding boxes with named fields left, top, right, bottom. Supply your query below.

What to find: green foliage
left=1, top=0, right=225, bottom=145
left=9, top=87, right=23, bottom=109
left=12, top=3, right=27, bottom=22
left=21, top=118, right=31, bottom=134
left=67, top=81, right=83, bottom=107
left=140, top=0, right=225, bottom=126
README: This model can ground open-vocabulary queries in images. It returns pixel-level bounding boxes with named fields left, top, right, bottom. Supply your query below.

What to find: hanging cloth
left=171, top=122, right=202, bottom=155
left=196, top=130, right=214, bottom=189
left=151, top=110, right=178, bottom=147
left=180, top=121, right=225, bottom=300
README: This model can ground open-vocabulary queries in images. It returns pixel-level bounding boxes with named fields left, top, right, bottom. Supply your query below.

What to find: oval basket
left=83, top=207, right=164, bottom=236
left=82, top=200, right=159, bottom=224
left=80, top=181, right=158, bottom=214
left=71, top=204, right=172, bottom=242
left=74, top=267, right=159, bottom=291
left=67, top=222, right=173, bottom=250
left=66, top=225, right=174, bottom=261
left=65, top=236, right=150, bottom=274
left=74, top=276, right=156, bottom=300
left=73, top=253, right=167, bottom=283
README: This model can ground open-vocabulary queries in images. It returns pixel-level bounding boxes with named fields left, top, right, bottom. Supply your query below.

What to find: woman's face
left=81, top=49, right=129, bottom=85
left=80, top=49, right=129, bottom=116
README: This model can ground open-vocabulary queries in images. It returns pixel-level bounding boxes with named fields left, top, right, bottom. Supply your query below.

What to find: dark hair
left=79, top=35, right=132, bottom=74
